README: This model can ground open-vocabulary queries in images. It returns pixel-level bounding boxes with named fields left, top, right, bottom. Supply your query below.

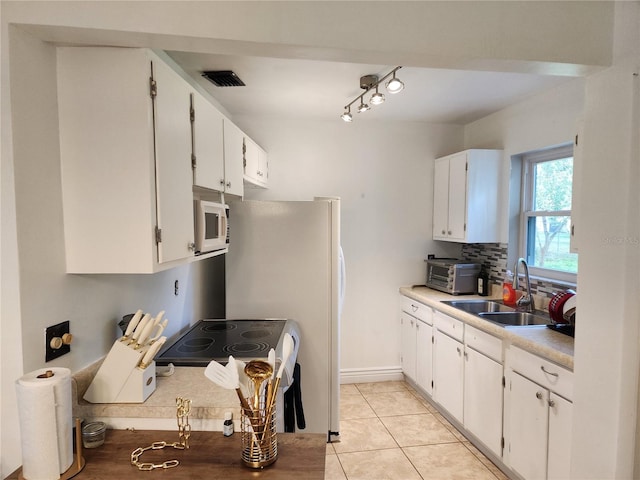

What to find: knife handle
left=129, top=313, right=151, bottom=344
left=134, top=318, right=156, bottom=349
left=152, top=310, right=165, bottom=326
left=147, top=319, right=168, bottom=344
left=122, top=309, right=143, bottom=340
left=139, top=336, right=166, bottom=369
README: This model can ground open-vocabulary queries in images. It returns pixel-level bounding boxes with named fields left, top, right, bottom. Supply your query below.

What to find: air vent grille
left=201, top=70, right=246, bottom=87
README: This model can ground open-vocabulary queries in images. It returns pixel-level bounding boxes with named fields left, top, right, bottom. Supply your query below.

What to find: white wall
left=237, top=117, right=462, bottom=379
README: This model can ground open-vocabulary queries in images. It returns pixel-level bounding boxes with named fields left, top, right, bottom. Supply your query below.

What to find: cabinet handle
left=456, top=347, right=461, bottom=355
left=188, top=242, right=196, bottom=252
left=548, top=399, right=556, bottom=408
left=226, top=181, right=232, bottom=188
left=536, top=391, right=543, bottom=400
left=219, top=179, right=225, bottom=186
left=464, top=351, right=468, bottom=359
left=411, top=304, right=418, bottom=313
left=540, top=366, right=559, bottom=377
left=441, top=230, right=446, bottom=235
left=447, top=230, right=452, bottom=235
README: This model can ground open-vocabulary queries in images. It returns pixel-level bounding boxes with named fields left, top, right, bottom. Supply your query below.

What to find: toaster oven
left=425, top=258, right=481, bottom=295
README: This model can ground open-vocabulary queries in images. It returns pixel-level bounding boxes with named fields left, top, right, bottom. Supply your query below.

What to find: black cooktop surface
left=156, top=319, right=287, bottom=367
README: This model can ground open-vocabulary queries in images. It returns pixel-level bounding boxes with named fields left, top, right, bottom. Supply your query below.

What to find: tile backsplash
left=461, top=243, right=576, bottom=299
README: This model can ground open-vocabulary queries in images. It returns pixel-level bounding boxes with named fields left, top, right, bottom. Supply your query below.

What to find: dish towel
left=284, top=363, right=306, bottom=432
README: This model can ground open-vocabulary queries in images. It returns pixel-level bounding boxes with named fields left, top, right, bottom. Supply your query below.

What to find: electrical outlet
left=45, top=320, right=71, bottom=362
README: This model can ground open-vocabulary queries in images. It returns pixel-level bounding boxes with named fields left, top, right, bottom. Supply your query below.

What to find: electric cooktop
left=156, top=319, right=299, bottom=367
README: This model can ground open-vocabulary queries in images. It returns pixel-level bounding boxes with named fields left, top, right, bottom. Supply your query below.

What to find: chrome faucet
left=513, top=258, right=534, bottom=313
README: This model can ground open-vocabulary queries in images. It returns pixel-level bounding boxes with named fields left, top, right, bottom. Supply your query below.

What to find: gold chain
left=130, top=397, right=192, bottom=471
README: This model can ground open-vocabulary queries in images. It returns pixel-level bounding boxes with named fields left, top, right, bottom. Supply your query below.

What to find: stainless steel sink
left=478, top=311, right=548, bottom=326
left=441, top=300, right=514, bottom=315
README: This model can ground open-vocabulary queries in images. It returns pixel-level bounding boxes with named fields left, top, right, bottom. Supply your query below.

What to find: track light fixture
left=341, top=66, right=403, bottom=122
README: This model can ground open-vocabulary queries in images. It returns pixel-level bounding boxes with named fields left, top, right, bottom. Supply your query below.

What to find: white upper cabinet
left=57, top=47, right=198, bottom=273
left=244, top=136, right=269, bottom=187
left=191, top=91, right=225, bottom=191
left=222, top=119, right=245, bottom=197
left=433, top=149, right=503, bottom=243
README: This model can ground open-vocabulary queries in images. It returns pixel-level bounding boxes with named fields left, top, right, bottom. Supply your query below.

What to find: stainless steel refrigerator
left=225, top=198, right=343, bottom=441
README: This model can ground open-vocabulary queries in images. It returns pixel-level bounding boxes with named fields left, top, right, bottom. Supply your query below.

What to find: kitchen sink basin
left=441, top=300, right=514, bottom=315
left=478, top=311, right=549, bottom=326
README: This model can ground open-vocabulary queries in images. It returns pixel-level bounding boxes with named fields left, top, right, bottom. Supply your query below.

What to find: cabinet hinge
left=465, top=162, right=468, bottom=171
left=149, top=77, right=157, bottom=98
left=575, top=134, right=578, bottom=146
left=431, top=335, right=434, bottom=344
left=501, top=437, right=505, bottom=450
left=155, top=226, right=162, bottom=244
left=464, top=223, right=466, bottom=232
left=431, top=380, right=434, bottom=388
left=502, top=376, right=506, bottom=387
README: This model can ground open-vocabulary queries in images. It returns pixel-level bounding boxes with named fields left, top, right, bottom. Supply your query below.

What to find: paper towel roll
left=15, top=368, right=73, bottom=480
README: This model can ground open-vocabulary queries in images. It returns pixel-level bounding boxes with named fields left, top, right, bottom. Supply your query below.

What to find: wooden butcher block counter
left=7, top=430, right=326, bottom=480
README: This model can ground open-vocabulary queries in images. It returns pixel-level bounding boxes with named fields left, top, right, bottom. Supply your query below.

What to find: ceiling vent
left=201, top=70, right=246, bottom=87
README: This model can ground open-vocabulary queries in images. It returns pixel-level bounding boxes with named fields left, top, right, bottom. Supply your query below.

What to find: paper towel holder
left=18, top=418, right=86, bottom=480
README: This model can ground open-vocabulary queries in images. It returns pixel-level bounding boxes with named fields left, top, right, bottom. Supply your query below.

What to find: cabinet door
left=447, top=152, right=468, bottom=241
left=433, top=158, right=449, bottom=239
left=548, top=393, right=573, bottom=480
left=415, top=319, right=433, bottom=396
left=434, top=330, right=464, bottom=422
left=464, top=347, right=503, bottom=456
left=400, top=312, right=417, bottom=381
left=222, top=119, right=244, bottom=196
left=507, top=371, right=549, bottom=480
left=152, top=58, right=195, bottom=264
left=191, top=91, right=225, bottom=191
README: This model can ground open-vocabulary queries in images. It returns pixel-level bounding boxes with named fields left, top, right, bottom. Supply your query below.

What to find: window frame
left=519, top=144, right=577, bottom=284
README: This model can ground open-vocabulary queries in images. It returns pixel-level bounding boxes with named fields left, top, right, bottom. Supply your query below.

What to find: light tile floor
left=325, top=381, right=510, bottom=480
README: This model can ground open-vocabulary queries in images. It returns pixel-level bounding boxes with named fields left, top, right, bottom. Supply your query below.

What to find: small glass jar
left=82, top=421, right=107, bottom=449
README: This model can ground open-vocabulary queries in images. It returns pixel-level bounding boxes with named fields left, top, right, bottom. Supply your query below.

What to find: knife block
left=83, top=340, right=156, bottom=404
left=114, top=361, right=156, bottom=403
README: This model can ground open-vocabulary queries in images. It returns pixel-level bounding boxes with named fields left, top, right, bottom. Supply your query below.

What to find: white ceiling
left=167, top=51, right=575, bottom=125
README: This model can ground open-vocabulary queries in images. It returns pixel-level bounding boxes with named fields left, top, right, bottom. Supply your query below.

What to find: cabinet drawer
left=508, top=346, right=573, bottom=400
left=401, top=296, right=433, bottom=325
left=434, top=311, right=463, bottom=342
left=465, top=325, right=502, bottom=363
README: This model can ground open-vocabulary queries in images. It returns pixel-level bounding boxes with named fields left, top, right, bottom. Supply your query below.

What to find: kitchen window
left=520, top=144, right=577, bottom=283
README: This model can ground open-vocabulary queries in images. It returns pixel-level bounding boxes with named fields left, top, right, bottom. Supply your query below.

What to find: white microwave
left=194, top=200, right=229, bottom=254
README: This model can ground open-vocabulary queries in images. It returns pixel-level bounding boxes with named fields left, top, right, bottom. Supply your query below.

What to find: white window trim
left=519, top=144, right=577, bottom=285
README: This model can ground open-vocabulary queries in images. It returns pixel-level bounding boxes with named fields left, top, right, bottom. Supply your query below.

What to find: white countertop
left=400, top=285, right=574, bottom=370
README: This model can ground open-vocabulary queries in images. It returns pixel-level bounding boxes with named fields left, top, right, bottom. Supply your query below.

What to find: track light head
left=386, top=72, right=404, bottom=94
left=357, top=97, right=370, bottom=113
left=341, top=108, right=353, bottom=122
left=370, top=87, right=385, bottom=106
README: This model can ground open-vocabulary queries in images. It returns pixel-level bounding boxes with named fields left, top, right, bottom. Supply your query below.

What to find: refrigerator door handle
left=339, top=245, right=346, bottom=317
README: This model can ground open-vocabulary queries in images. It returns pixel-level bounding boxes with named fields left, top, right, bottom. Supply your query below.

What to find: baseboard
left=340, top=366, right=404, bottom=384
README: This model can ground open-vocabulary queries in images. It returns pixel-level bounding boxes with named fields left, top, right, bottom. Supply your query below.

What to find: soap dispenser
left=503, top=270, right=516, bottom=306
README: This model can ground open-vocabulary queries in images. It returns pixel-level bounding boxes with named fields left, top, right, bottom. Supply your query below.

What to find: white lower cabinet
left=505, top=346, right=573, bottom=480
left=433, top=311, right=464, bottom=423
left=415, top=316, right=433, bottom=396
left=400, top=311, right=418, bottom=381
left=400, top=296, right=433, bottom=395
left=463, top=347, right=503, bottom=456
